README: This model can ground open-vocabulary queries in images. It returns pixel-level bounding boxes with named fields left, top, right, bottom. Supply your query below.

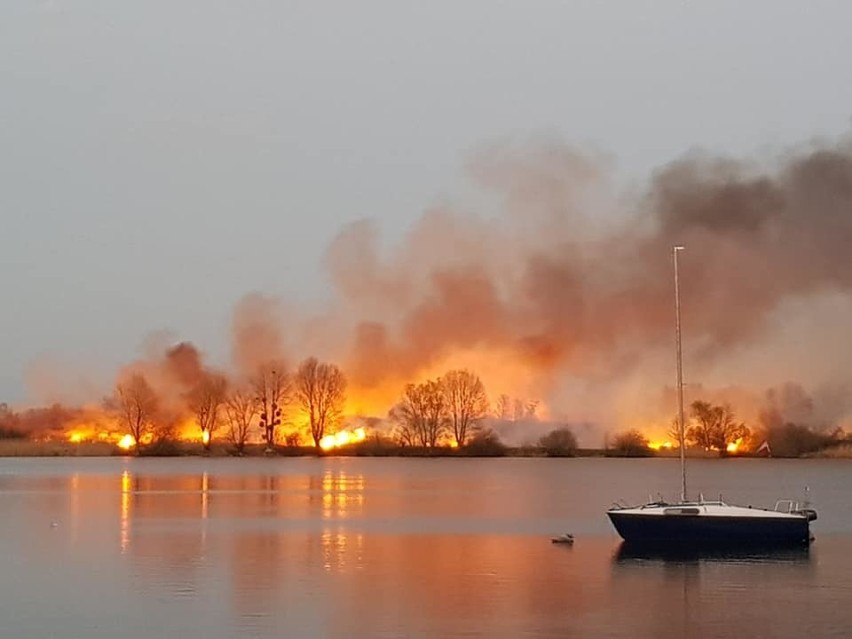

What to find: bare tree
left=422, top=379, right=446, bottom=446
left=667, top=417, right=681, bottom=445
left=224, top=386, right=257, bottom=455
left=391, top=379, right=447, bottom=447
left=251, top=363, right=292, bottom=451
left=389, top=385, right=423, bottom=447
left=494, top=394, right=511, bottom=420
left=687, top=400, right=715, bottom=450
left=187, top=373, right=228, bottom=451
left=295, top=357, right=347, bottom=448
left=115, top=373, right=158, bottom=454
left=687, top=400, right=749, bottom=455
left=442, top=369, right=489, bottom=447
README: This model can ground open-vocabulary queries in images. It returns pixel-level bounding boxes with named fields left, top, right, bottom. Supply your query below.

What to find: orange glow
left=64, top=421, right=139, bottom=450
left=49, top=346, right=565, bottom=448
left=173, top=417, right=200, bottom=442
left=50, top=346, right=556, bottom=447
left=343, top=386, right=401, bottom=418
left=55, top=410, right=235, bottom=449
left=320, top=428, right=367, bottom=451
left=648, top=440, right=673, bottom=451
left=422, top=346, right=551, bottom=419
left=727, top=438, right=743, bottom=454
left=342, top=345, right=551, bottom=420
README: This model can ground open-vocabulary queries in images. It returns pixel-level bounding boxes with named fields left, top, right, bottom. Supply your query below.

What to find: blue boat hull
left=607, top=511, right=812, bottom=547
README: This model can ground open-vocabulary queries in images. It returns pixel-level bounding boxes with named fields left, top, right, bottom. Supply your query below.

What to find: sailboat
left=606, top=246, right=817, bottom=547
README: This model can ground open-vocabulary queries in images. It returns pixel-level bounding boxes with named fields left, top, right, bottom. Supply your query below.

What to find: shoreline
left=1, top=440, right=850, bottom=459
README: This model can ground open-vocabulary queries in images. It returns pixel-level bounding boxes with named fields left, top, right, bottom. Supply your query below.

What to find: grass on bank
left=0, top=439, right=776, bottom=459
left=2, top=425, right=850, bottom=458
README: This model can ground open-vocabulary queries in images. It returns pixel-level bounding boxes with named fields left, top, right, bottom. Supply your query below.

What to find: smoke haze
left=15, top=136, right=852, bottom=444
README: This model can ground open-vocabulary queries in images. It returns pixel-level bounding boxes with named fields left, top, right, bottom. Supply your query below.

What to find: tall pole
left=673, top=245, right=687, bottom=502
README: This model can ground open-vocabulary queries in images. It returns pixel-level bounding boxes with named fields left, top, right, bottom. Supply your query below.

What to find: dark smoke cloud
left=316, top=137, right=852, bottom=390
left=308, top=135, right=852, bottom=437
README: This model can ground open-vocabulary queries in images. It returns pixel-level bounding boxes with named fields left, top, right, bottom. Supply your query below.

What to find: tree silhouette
left=295, top=357, right=347, bottom=448
left=251, top=363, right=291, bottom=451
left=115, top=373, right=158, bottom=454
left=224, top=386, right=257, bottom=454
left=391, top=379, right=447, bottom=447
left=687, top=400, right=749, bottom=454
left=442, top=370, right=488, bottom=447
left=187, top=373, right=227, bottom=451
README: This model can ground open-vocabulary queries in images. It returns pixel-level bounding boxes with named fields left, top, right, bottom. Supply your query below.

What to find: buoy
left=551, top=533, right=574, bottom=544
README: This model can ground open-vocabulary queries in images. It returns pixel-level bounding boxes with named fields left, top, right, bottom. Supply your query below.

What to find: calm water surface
left=1, top=457, right=851, bottom=638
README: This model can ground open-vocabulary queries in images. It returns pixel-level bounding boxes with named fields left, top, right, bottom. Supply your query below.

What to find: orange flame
left=648, top=440, right=673, bottom=451
left=320, top=427, right=367, bottom=451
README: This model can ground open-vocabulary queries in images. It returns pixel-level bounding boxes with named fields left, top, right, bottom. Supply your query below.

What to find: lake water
left=1, top=456, right=851, bottom=638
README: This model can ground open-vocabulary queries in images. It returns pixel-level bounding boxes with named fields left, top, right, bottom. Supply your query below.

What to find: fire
left=342, top=345, right=551, bottom=420
left=320, top=427, right=367, bottom=451
left=648, top=441, right=673, bottom=451
left=65, top=421, right=138, bottom=450
left=173, top=417, right=201, bottom=442
left=727, top=438, right=743, bottom=454
left=49, top=348, right=551, bottom=450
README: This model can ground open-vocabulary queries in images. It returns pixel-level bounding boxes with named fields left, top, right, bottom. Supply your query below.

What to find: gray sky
left=2, top=0, right=851, bottom=403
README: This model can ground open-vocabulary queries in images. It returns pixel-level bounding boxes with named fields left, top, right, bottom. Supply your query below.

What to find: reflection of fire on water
left=201, top=472, right=209, bottom=521
left=70, top=472, right=80, bottom=543
left=120, top=470, right=132, bottom=553
left=321, top=470, right=365, bottom=520
left=200, top=471, right=209, bottom=547
left=320, top=469, right=366, bottom=572
left=321, top=530, right=365, bottom=573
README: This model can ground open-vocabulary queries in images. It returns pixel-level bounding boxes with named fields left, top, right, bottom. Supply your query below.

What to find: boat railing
left=775, top=499, right=815, bottom=514
left=774, top=499, right=798, bottom=513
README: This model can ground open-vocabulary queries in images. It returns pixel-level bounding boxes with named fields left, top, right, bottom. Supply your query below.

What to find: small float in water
left=551, top=533, right=575, bottom=545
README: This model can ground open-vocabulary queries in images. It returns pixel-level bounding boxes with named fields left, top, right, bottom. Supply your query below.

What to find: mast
left=673, top=245, right=686, bottom=502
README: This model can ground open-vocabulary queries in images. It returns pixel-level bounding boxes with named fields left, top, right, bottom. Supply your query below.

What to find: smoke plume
left=14, top=135, right=852, bottom=443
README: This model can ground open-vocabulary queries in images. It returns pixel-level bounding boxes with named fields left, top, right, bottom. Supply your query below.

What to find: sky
left=2, top=0, right=852, bottom=404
